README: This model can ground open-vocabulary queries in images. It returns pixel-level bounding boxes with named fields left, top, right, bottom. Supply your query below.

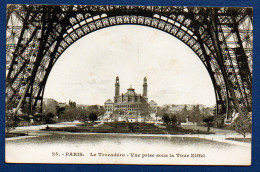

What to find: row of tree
left=160, top=111, right=251, bottom=137
left=161, top=114, right=179, bottom=127
left=161, top=113, right=214, bottom=131
left=157, top=105, right=214, bottom=124
left=43, top=100, right=104, bottom=123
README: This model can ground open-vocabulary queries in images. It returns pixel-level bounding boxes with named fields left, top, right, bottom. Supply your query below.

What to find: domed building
left=104, top=76, right=157, bottom=122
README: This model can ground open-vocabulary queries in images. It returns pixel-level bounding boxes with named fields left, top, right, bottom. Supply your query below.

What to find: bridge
left=6, top=5, right=252, bottom=120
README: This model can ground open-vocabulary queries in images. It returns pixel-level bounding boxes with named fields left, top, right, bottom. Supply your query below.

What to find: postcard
left=5, top=4, right=252, bottom=165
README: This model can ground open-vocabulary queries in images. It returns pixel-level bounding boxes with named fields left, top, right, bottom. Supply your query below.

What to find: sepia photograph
left=5, top=4, right=252, bottom=165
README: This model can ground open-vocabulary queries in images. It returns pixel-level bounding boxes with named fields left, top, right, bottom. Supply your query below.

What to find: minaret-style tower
left=143, top=77, right=148, bottom=97
left=115, top=76, right=120, bottom=102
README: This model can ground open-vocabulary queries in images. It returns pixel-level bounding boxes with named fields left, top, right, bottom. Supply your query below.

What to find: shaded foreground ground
left=6, top=133, right=233, bottom=149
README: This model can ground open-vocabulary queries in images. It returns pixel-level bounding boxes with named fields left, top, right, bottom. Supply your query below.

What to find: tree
left=201, top=107, right=214, bottom=116
left=203, top=116, right=215, bottom=132
left=44, top=112, right=55, bottom=124
left=232, top=113, right=252, bottom=139
left=179, top=105, right=188, bottom=122
left=56, top=106, right=65, bottom=118
left=89, top=112, right=98, bottom=122
left=60, top=106, right=75, bottom=121
left=182, top=105, right=188, bottom=117
left=86, top=105, right=105, bottom=117
left=170, top=115, right=178, bottom=126
left=169, top=114, right=178, bottom=127
left=174, top=111, right=186, bottom=123
left=33, top=113, right=44, bottom=123
left=69, top=100, right=76, bottom=108
left=189, top=105, right=202, bottom=124
left=155, top=113, right=158, bottom=122
left=43, top=99, right=59, bottom=116
left=80, top=113, right=89, bottom=124
left=157, top=105, right=170, bottom=117
left=77, top=105, right=105, bottom=123
left=162, top=114, right=171, bottom=125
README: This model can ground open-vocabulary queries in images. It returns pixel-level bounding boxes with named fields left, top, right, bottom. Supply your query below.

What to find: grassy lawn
left=44, top=122, right=164, bottom=134
left=44, top=122, right=214, bottom=135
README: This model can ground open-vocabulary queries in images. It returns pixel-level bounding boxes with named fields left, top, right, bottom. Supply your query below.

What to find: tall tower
left=143, top=77, right=148, bottom=97
left=115, top=76, right=120, bottom=102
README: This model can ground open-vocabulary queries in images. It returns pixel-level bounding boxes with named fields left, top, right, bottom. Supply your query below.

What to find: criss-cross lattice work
left=6, top=5, right=252, bottom=120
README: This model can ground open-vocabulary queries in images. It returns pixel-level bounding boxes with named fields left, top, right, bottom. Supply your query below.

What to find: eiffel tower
left=6, top=5, right=252, bottom=121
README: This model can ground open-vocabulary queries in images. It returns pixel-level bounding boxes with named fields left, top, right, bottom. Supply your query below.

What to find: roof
left=124, top=91, right=135, bottom=96
left=149, top=100, right=157, bottom=105
left=124, top=85, right=136, bottom=96
left=127, top=85, right=135, bottom=91
left=105, top=99, right=113, bottom=104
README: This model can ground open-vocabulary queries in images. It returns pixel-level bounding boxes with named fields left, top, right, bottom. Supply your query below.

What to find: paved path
left=10, top=122, right=79, bottom=132
left=181, top=124, right=237, bottom=135
left=6, top=122, right=80, bottom=139
left=180, top=123, right=251, bottom=147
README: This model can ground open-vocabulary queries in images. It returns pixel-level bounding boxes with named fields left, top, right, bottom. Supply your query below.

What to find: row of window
left=105, top=104, right=157, bottom=112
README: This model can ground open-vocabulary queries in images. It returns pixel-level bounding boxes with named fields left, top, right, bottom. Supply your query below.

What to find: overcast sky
left=44, top=25, right=216, bottom=107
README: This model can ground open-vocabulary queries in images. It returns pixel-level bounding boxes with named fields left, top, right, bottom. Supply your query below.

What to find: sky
left=44, top=25, right=216, bottom=107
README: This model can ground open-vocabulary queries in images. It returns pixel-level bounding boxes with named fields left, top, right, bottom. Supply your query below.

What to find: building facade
left=104, top=77, right=157, bottom=122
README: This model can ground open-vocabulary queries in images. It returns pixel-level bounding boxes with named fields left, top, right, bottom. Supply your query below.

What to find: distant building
left=58, top=102, right=67, bottom=108
left=149, top=100, right=157, bottom=114
left=168, top=104, right=206, bottom=113
left=76, top=104, right=89, bottom=110
left=104, top=76, right=157, bottom=122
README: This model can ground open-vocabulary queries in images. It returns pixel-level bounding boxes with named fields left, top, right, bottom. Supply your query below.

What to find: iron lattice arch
left=6, top=5, right=252, bottom=119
